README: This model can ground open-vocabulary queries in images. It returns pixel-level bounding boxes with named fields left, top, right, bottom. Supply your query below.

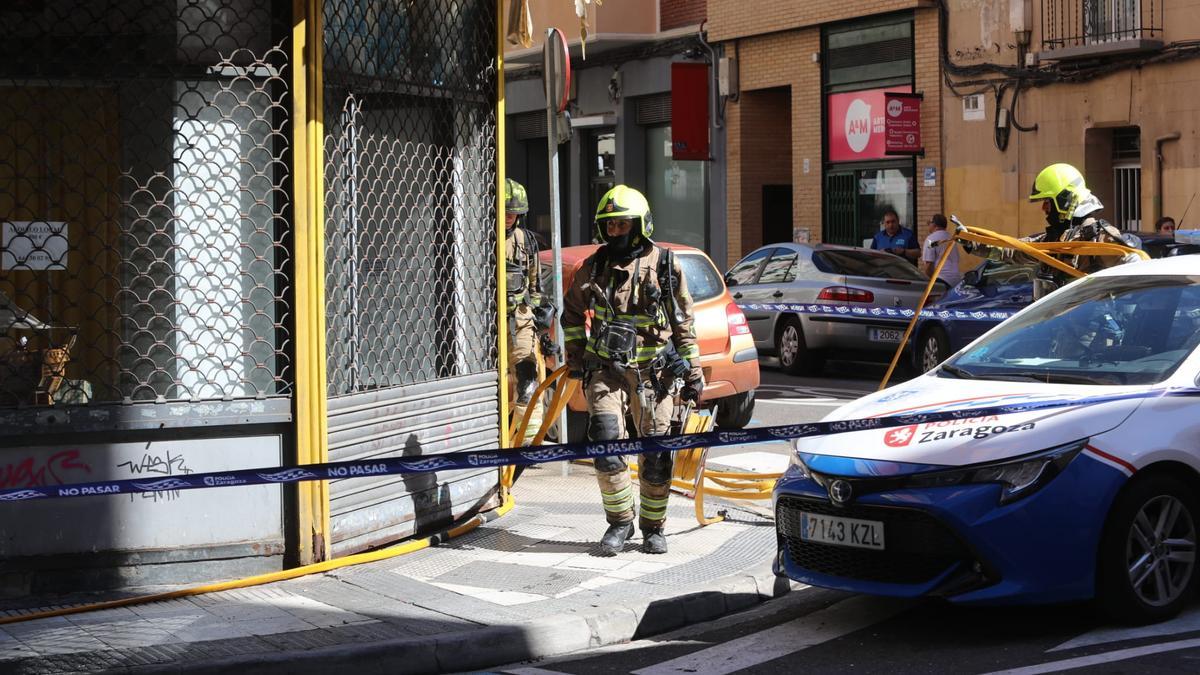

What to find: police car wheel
left=920, top=326, right=950, bottom=373
left=1097, top=473, right=1199, bottom=624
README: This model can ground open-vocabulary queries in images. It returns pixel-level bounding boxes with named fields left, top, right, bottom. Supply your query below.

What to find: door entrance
left=824, top=172, right=857, bottom=246
left=762, top=185, right=793, bottom=245
left=823, top=163, right=915, bottom=247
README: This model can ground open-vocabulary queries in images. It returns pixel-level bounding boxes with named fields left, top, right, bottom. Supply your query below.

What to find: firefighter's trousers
left=584, top=366, right=675, bottom=532
left=509, top=306, right=543, bottom=446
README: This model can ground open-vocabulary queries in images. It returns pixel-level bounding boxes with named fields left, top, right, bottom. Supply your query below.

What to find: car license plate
left=869, top=327, right=903, bottom=343
left=799, top=512, right=885, bottom=550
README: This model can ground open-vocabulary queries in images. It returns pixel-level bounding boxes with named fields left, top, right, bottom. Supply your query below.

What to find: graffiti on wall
left=118, top=451, right=194, bottom=503
left=0, top=450, right=94, bottom=488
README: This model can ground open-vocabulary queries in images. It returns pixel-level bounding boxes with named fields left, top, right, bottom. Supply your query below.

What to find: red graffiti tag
left=0, top=450, right=93, bottom=488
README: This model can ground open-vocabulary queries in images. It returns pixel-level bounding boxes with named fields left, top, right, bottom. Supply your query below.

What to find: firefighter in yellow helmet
left=1028, top=163, right=1104, bottom=243
left=505, top=178, right=556, bottom=446
left=1029, top=163, right=1138, bottom=273
left=561, top=185, right=704, bottom=555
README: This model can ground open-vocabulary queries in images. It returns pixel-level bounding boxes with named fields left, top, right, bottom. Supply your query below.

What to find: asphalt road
left=494, top=583, right=1200, bottom=674
left=707, top=356, right=904, bottom=463
left=492, top=359, right=1200, bottom=675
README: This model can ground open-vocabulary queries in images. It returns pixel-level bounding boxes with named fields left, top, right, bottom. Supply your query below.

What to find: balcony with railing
left=1039, top=0, right=1163, bottom=60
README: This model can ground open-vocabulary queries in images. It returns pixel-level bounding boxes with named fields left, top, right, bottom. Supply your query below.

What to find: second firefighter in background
left=505, top=179, right=556, bottom=445
left=562, top=185, right=704, bottom=556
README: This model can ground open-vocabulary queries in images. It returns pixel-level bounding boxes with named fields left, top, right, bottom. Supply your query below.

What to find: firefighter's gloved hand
left=538, top=332, right=559, bottom=356
left=680, top=369, right=704, bottom=403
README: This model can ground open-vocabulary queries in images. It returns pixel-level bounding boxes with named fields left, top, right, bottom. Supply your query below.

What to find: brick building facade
left=709, top=1, right=944, bottom=268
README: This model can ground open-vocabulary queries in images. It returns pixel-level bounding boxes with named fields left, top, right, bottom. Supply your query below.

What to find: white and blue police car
left=775, top=256, right=1200, bottom=623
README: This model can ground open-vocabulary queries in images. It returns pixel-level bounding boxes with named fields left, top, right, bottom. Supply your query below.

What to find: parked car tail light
left=817, top=286, right=875, bottom=303
left=726, top=303, right=751, bottom=336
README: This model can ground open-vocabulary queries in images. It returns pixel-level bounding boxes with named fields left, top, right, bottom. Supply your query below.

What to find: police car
left=775, top=256, right=1200, bottom=623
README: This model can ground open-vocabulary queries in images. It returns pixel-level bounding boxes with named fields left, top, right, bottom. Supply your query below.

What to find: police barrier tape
left=737, top=302, right=1020, bottom=323
left=3, top=387, right=1198, bottom=503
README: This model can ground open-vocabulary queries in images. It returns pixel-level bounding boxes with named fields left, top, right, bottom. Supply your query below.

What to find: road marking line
left=1050, top=606, right=1200, bottom=652
left=983, top=636, right=1200, bottom=675
left=630, top=596, right=909, bottom=675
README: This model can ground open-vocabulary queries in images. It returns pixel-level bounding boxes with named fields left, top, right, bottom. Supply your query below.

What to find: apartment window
left=1085, top=0, right=1142, bottom=43
left=1040, top=0, right=1162, bottom=54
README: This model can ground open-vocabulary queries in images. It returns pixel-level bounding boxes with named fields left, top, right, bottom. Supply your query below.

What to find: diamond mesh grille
left=0, top=1, right=293, bottom=409
left=323, top=0, right=499, bottom=397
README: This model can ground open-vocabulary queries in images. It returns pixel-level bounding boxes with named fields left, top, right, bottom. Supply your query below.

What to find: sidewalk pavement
left=0, top=461, right=794, bottom=674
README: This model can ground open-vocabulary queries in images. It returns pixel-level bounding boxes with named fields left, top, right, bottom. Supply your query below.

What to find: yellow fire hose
left=0, top=492, right=514, bottom=626
left=502, top=365, right=578, bottom=488
left=878, top=221, right=1149, bottom=390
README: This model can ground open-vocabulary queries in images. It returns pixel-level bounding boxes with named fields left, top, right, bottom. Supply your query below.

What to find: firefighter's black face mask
left=604, top=217, right=637, bottom=257
left=1041, top=200, right=1067, bottom=241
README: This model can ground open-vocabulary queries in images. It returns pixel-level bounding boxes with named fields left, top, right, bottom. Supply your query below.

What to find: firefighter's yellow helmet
left=505, top=178, right=529, bottom=215
left=593, top=185, right=653, bottom=241
left=1030, top=163, right=1088, bottom=218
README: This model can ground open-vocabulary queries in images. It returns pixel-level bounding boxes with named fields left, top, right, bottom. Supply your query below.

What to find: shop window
left=0, top=2, right=292, bottom=417
left=585, top=130, right=617, bottom=243
left=824, top=15, right=913, bottom=92
left=645, top=125, right=707, bottom=250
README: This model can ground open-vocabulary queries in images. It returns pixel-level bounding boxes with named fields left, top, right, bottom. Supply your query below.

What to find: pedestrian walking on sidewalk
left=505, top=178, right=557, bottom=446
left=561, top=185, right=704, bottom=556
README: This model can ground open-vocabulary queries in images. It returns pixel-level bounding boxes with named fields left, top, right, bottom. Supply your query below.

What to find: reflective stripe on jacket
left=561, top=245, right=699, bottom=370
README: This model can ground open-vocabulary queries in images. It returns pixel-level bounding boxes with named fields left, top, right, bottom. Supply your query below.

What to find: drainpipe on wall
left=1155, top=132, right=1181, bottom=223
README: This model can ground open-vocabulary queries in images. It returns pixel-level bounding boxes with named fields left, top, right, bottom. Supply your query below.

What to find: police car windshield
left=944, top=275, right=1200, bottom=386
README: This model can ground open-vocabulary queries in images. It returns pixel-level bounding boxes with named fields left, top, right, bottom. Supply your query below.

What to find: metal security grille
left=321, top=0, right=501, bottom=557
left=1113, top=164, right=1141, bottom=231
left=0, top=1, right=293, bottom=413
left=323, top=0, right=498, bottom=397
left=823, top=173, right=857, bottom=246
left=635, top=94, right=672, bottom=126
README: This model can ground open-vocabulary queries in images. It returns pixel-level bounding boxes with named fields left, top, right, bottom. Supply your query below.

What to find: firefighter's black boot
left=642, top=529, right=668, bottom=554
left=598, top=522, right=635, bottom=555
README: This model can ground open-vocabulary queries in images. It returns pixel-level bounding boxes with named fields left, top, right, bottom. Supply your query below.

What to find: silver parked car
left=725, top=243, right=946, bottom=375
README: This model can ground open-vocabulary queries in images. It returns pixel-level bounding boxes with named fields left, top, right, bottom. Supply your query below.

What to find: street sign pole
left=544, top=28, right=570, bottom=472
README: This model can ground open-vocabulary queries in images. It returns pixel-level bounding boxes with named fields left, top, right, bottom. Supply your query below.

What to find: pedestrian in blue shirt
left=870, top=208, right=919, bottom=264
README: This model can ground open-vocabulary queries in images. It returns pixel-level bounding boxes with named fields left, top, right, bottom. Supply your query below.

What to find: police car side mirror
left=724, top=274, right=738, bottom=288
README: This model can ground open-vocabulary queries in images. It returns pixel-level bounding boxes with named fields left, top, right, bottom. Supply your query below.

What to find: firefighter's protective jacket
left=562, top=245, right=700, bottom=371
left=505, top=226, right=542, bottom=310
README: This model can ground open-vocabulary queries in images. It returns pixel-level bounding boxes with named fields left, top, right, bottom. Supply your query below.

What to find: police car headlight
left=787, top=449, right=810, bottom=478
left=907, top=439, right=1087, bottom=504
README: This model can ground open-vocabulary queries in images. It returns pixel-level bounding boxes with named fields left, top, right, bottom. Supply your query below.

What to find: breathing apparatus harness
left=584, top=244, right=692, bottom=417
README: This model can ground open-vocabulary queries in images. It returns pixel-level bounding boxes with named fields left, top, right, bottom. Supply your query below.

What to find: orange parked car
left=538, top=243, right=760, bottom=438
